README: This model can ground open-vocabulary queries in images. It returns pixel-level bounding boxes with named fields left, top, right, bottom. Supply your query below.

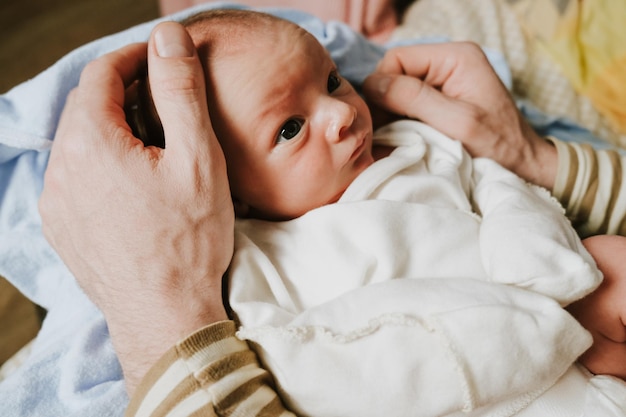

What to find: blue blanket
left=0, top=2, right=614, bottom=416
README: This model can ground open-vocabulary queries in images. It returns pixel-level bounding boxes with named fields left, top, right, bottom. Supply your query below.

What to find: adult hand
left=39, top=22, right=234, bottom=393
left=363, top=42, right=557, bottom=190
left=567, top=235, right=626, bottom=380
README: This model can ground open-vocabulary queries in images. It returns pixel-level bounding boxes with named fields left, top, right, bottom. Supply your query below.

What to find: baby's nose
left=325, top=100, right=357, bottom=143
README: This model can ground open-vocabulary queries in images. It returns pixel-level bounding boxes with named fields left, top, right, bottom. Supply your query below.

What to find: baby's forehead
left=183, top=11, right=334, bottom=113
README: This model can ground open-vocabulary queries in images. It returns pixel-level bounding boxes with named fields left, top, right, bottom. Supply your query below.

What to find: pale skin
left=184, top=14, right=557, bottom=221
left=363, top=43, right=559, bottom=191
left=187, top=15, right=626, bottom=380
left=39, top=19, right=625, bottom=400
left=39, top=22, right=232, bottom=393
left=187, top=16, right=376, bottom=220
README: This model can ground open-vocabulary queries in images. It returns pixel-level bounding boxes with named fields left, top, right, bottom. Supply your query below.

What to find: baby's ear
left=233, top=199, right=250, bottom=218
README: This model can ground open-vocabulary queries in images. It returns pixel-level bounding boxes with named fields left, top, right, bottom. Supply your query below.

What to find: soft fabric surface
left=511, top=0, right=626, bottom=137
left=229, top=120, right=623, bottom=416
left=158, top=0, right=400, bottom=42
left=0, top=2, right=624, bottom=416
left=394, top=0, right=626, bottom=150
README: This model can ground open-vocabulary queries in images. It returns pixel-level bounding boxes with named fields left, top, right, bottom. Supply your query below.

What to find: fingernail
left=154, top=22, right=194, bottom=58
left=375, top=75, right=391, bottom=95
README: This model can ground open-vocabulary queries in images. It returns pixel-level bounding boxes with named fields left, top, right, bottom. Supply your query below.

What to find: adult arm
left=40, top=21, right=231, bottom=392
left=362, top=41, right=626, bottom=236
left=39, top=22, right=295, bottom=416
left=549, top=138, right=626, bottom=237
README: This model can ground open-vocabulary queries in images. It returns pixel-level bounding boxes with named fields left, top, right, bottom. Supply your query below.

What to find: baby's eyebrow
left=256, top=93, right=288, bottom=120
left=252, top=97, right=291, bottom=142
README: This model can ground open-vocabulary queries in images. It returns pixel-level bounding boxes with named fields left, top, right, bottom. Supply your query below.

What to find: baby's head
left=134, top=10, right=374, bottom=220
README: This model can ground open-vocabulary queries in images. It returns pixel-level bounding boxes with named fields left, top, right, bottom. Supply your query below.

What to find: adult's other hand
left=39, top=22, right=234, bottom=393
left=363, top=42, right=557, bottom=190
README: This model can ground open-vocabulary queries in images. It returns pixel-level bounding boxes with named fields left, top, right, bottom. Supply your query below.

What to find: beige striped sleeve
left=549, top=137, right=626, bottom=237
left=125, top=320, right=296, bottom=417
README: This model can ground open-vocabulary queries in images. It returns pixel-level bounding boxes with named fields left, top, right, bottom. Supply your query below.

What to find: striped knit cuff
left=126, top=320, right=296, bottom=417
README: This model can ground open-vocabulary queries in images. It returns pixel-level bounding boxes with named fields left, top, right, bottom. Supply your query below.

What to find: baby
left=130, top=8, right=626, bottom=415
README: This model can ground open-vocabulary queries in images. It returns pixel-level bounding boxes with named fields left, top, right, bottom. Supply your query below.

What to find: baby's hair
left=180, top=8, right=284, bottom=28
left=180, top=9, right=280, bottom=26
left=180, top=8, right=301, bottom=61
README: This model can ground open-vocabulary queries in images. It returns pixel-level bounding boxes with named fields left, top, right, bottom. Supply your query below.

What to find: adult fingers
left=50, top=42, right=149, bottom=171
left=76, top=42, right=148, bottom=119
left=364, top=42, right=516, bottom=142
left=375, top=42, right=491, bottom=92
left=145, top=21, right=232, bottom=232
left=147, top=22, right=215, bottom=160
left=49, top=43, right=149, bottom=179
left=363, top=72, right=477, bottom=140
left=42, top=43, right=150, bottom=237
left=367, top=42, right=559, bottom=189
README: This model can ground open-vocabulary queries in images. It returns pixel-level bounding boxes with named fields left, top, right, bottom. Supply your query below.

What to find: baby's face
left=200, top=23, right=374, bottom=220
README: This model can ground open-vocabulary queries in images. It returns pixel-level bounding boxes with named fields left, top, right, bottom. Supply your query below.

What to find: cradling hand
left=38, top=22, right=234, bottom=393
left=363, top=42, right=557, bottom=190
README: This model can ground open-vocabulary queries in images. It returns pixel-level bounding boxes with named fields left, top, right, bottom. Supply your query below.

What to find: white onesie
left=228, top=120, right=601, bottom=417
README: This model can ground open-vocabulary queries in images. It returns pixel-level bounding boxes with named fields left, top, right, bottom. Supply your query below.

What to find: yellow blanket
left=395, top=0, right=626, bottom=147
left=513, top=0, right=626, bottom=135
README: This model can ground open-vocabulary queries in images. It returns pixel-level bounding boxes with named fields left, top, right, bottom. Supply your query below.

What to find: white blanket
left=229, top=121, right=626, bottom=416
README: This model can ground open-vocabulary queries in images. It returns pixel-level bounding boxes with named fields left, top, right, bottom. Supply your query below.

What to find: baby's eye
left=276, top=118, right=304, bottom=144
left=327, top=70, right=341, bottom=93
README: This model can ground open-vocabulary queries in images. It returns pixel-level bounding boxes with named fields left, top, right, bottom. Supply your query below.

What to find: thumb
left=147, top=22, right=213, bottom=158
left=363, top=73, right=471, bottom=138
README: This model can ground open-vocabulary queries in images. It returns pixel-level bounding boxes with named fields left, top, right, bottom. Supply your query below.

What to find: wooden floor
left=0, top=279, right=40, bottom=366
left=0, top=0, right=160, bottom=365
left=0, top=0, right=159, bottom=92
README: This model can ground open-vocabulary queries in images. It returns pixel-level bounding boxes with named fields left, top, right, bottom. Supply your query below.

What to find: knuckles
left=150, top=60, right=206, bottom=102
left=445, top=41, right=490, bottom=67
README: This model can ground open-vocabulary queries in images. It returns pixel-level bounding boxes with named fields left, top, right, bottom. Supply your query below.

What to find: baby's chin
left=244, top=190, right=349, bottom=222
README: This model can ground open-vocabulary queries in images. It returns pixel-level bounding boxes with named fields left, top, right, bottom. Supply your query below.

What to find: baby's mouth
left=350, top=132, right=368, bottom=161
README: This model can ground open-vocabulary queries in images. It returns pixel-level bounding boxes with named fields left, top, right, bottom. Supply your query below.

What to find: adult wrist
left=511, top=129, right=558, bottom=191
left=104, top=285, right=229, bottom=394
